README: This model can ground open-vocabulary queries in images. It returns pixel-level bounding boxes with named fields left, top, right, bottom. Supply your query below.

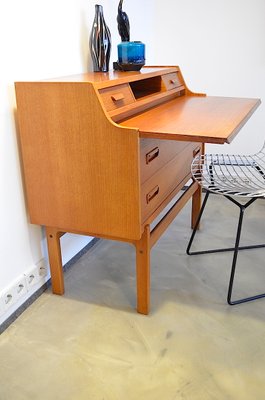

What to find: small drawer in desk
left=140, top=139, right=189, bottom=183
left=141, top=143, right=202, bottom=221
left=162, top=72, right=182, bottom=91
left=99, top=84, right=135, bottom=111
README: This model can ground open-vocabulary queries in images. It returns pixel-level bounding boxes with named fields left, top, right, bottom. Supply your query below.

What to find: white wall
left=150, top=0, right=265, bottom=154
left=0, top=0, right=154, bottom=325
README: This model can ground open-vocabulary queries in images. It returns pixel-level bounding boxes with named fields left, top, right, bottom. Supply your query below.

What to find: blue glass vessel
left=117, top=41, right=145, bottom=70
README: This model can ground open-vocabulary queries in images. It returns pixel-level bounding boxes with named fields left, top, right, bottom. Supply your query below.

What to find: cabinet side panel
left=15, top=82, right=141, bottom=240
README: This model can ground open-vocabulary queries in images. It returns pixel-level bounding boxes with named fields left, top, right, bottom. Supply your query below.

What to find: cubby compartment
left=129, top=76, right=164, bottom=99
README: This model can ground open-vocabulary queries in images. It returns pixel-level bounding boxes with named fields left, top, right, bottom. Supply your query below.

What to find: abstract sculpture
left=117, top=0, right=130, bottom=42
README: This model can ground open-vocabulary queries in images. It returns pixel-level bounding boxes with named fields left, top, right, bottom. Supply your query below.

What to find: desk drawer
left=140, top=139, right=189, bottom=183
left=162, top=72, right=182, bottom=91
left=141, top=143, right=202, bottom=221
left=99, top=84, right=135, bottom=111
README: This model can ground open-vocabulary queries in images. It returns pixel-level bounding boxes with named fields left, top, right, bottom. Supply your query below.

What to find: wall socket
left=14, top=276, right=28, bottom=300
left=0, top=258, right=49, bottom=318
left=24, top=259, right=49, bottom=289
left=36, top=259, right=48, bottom=279
left=1, top=286, right=16, bottom=311
left=24, top=266, right=40, bottom=289
left=0, top=275, right=28, bottom=313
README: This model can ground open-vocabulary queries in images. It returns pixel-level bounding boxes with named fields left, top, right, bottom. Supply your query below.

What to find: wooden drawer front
left=99, top=84, right=135, bottom=111
left=140, top=139, right=189, bottom=183
left=141, top=143, right=202, bottom=221
left=162, top=72, right=182, bottom=91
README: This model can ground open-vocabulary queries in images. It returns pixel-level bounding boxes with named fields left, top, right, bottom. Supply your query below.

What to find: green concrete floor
left=1, top=195, right=265, bottom=400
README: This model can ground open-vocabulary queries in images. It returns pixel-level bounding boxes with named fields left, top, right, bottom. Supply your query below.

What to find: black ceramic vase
left=90, top=4, right=111, bottom=72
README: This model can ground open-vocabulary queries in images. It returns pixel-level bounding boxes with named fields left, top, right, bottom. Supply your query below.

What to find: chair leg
left=186, top=193, right=265, bottom=305
left=227, top=206, right=244, bottom=304
left=228, top=204, right=265, bottom=305
left=187, top=195, right=265, bottom=255
left=186, top=190, right=210, bottom=255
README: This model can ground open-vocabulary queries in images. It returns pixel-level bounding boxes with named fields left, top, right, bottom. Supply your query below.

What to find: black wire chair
left=186, top=143, right=265, bottom=305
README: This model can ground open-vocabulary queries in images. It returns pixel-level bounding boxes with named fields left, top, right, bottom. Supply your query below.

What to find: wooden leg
left=191, top=184, right=202, bottom=229
left=46, top=227, right=65, bottom=295
left=135, top=225, right=151, bottom=315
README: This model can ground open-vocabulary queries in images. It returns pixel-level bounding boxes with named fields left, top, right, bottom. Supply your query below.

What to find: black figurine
left=117, top=0, right=130, bottom=42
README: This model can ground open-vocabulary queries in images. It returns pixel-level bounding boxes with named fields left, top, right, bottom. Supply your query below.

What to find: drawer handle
left=146, top=185, right=160, bottom=204
left=193, top=146, right=201, bottom=158
left=146, top=147, right=160, bottom=164
left=111, top=93, right=125, bottom=102
left=170, top=79, right=179, bottom=85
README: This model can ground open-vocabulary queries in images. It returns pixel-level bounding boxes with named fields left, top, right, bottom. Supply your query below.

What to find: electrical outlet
left=36, top=259, right=48, bottom=279
left=24, top=266, right=40, bottom=289
left=2, top=286, right=16, bottom=311
left=14, top=276, right=28, bottom=300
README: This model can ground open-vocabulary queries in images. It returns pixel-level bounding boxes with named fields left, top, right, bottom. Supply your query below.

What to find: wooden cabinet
left=15, top=66, right=260, bottom=314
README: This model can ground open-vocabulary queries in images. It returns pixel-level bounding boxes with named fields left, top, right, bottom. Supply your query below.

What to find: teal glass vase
left=117, top=41, right=145, bottom=70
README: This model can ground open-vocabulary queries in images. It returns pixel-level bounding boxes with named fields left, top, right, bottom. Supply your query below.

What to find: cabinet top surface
left=27, top=67, right=177, bottom=87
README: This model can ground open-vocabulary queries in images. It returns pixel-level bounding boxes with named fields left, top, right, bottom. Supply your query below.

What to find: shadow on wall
left=12, top=101, right=44, bottom=264
left=80, top=9, right=92, bottom=72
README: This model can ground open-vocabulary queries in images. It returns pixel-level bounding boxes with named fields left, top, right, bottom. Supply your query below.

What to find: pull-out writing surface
left=120, top=95, right=261, bottom=144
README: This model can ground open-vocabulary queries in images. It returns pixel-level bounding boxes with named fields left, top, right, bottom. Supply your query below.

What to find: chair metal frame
left=186, top=144, right=265, bottom=305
